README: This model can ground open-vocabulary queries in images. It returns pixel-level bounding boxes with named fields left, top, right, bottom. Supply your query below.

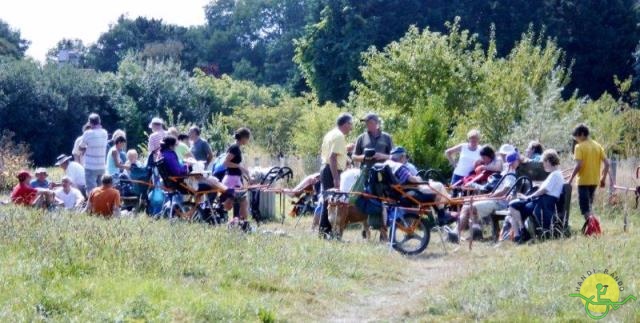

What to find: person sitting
left=125, top=149, right=141, bottom=169
left=55, top=154, right=86, bottom=196
left=85, top=175, right=121, bottom=218
left=168, top=127, right=193, bottom=163
left=508, top=149, right=564, bottom=243
left=454, top=151, right=521, bottom=240
left=525, top=141, right=544, bottom=162
left=11, top=171, right=38, bottom=206
left=30, top=168, right=50, bottom=189
left=385, top=147, right=454, bottom=224
left=54, top=176, right=85, bottom=210
left=159, top=136, right=232, bottom=200
left=462, top=145, right=503, bottom=187
left=445, top=129, right=482, bottom=185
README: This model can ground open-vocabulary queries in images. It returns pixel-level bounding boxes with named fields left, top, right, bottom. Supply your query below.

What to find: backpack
left=582, top=215, right=602, bottom=236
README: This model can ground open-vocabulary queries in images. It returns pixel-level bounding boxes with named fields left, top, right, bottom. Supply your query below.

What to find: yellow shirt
left=574, top=139, right=605, bottom=186
left=321, top=128, right=347, bottom=171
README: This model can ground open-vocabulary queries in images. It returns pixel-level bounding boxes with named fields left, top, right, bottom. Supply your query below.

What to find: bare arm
left=445, top=144, right=462, bottom=167
left=113, top=150, right=129, bottom=170
left=567, top=160, right=583, bottom=184
left=600, top=158, right=610, bottom=187
left=223, top=152, right=247, bottom=175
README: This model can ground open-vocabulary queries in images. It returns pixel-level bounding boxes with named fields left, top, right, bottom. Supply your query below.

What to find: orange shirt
left=88, top=186, right=120, bottom=217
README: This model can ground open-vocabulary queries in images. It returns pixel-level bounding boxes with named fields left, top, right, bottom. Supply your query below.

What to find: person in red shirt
left=11, top=170, right=37, bottom=206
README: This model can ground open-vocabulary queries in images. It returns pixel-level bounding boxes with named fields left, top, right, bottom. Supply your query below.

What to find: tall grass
left=0, top=207, right=408, bottom=321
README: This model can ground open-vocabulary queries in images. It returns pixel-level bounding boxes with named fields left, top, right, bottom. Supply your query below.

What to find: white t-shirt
left=539, top=170, right=564, bottom=198
left=81, top=127, right=108, bottom=171
left=66, top=161, right=86, bottom=187
left=55, top=187, right=85, bottom=209
left=340, top=168, right=361, bottom=192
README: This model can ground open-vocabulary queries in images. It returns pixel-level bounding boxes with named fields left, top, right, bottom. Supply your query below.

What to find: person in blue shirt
left=30, top=168, right=50, bottom=189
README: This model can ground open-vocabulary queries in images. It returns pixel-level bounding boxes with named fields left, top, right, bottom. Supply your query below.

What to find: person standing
left=81, top=113, right=108, bottom=194
left=55, top=154, right=86, bottom=196
left=352, top=113, right=393, bottom=164
left=222, top=128, right=252, bottom=226
left=85, top=175, right=121, bottom=218
left=147, top=117, right=166, bottom=165
left=319, top=113, right=354, bottom=237
left=567, top=124, right=610, bottom=219
left=445, top=129, right=482, bottom=185
left=189, top=126, right=213, bottom=168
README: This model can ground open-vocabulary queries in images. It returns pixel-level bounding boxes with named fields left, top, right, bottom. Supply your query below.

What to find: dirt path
left=326, top=245, right=475, bottom=322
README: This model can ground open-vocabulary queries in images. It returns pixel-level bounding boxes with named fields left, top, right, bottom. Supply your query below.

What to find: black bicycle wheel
left=389, top=213, right=430, bottom=256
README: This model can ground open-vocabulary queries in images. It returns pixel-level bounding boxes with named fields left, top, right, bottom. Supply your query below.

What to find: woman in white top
left=445, top=129, right=481, bottom=184
left=508, top=149, right=564, bottom=243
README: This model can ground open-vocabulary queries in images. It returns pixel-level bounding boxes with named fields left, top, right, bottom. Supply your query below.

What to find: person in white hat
left=54, top=176, right=85, bottom=210
left=30, top=168, right=50, bottom=189
left=55, top=154, right=86, bottom=196
left=147, top=117, right=166, bottom=161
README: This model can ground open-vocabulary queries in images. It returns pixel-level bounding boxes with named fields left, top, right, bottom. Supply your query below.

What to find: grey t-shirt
left=354, top=131, right=393, bottom=156
left=190, top=138, right=212, bottom=162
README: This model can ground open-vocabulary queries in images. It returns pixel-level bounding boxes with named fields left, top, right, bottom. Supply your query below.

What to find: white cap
left=498, top=144, right=516, bottom=155
left=148, top=117, right=165, bottom=129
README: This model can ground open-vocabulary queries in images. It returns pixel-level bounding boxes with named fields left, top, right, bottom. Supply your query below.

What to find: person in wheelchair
left=384, top=147, right=455, bottom=225
left=158, top=136, right=233, bottom=203
left=507, top=149, right=564, bottom=244
left=453, top=150, right=521, bottom=240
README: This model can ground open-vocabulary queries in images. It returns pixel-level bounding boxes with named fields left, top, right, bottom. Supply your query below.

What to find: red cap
left=17, top=170, right=32, bottom=182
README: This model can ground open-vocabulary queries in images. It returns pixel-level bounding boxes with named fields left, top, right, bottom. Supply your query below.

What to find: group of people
left=8, top=113, right=254, bottom=225
left=318, top=111, right=610, bottom=243
left=7, top=109, right=611, bottom=244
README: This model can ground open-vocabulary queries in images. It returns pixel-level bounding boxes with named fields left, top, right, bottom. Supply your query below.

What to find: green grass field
left=1, top=186, right=639, bottom=322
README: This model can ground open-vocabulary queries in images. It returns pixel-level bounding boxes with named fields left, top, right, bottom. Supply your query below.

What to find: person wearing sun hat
left=147, top=117, right=167, bottom=165
left=11, top=170, right=38, bottom=206
left=30, top=168, right=50, bottom=189
left=452, top=150, right=522, bottom=241
left=55, top=154, right=86, bottom=196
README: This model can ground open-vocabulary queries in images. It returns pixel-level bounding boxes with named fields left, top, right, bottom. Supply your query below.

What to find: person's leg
left=578, top=185, right=595, bottom=219
left=238, top=197, right=249, bottom=220
left=587, top=186, right=596, bottom=216
left=85, top=169, right=98, bottom=194
left=319, top=165, right=335, bottom=237
left=455, top=205, right=472, bottom=234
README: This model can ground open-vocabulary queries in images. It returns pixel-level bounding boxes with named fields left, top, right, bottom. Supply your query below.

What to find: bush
left=0, top=131, right=31, bottom=191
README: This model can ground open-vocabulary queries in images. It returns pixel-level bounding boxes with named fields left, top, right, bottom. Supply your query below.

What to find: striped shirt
left=148, top=130, right=166, bottom=153
left=81, top=127, right=108, bottom=171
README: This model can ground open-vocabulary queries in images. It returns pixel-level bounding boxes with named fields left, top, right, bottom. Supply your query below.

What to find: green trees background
left=1, top=0, right=640, bottom=169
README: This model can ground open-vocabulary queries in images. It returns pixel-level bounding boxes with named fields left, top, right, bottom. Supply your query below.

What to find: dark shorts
left=578, top=185, right=597, bottom=217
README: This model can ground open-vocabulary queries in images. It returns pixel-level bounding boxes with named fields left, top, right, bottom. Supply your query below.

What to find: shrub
left=0, top=131, right=31, bottom=191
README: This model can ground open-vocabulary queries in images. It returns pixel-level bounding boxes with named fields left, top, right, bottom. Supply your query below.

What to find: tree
left=294, top=0, right=431, bottom=104
left=87, top=16, right=188, bottom=72
left=46, top=38, right=89, bottom=66
left=0, top=19, right=30, bottom=58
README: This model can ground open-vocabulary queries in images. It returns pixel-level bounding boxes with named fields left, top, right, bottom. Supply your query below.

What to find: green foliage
left=0, top=19, right=30, bottom=58
left=295, top=0, right=432, bottom=104
left=0, top=59, right=120, bottom=165
left=0, top=131, right=31, bottom=191
left=222, top=97, right=306, bottom=156
left=393, top=97, right=451, bottom=171
left=291, top=97, right=343, bottom=159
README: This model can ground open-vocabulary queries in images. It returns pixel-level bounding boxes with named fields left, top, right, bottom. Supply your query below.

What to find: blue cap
left=506, top=151, right=520, bottom=164
left=390, top=146, right=406, bottom=155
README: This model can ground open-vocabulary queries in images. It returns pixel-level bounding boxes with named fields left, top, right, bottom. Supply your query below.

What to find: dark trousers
left=319, top=165, right=338, bottom=236
left=578, top=185, right=597, bottom=218
left=510, top=195, right=558, bottom=231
